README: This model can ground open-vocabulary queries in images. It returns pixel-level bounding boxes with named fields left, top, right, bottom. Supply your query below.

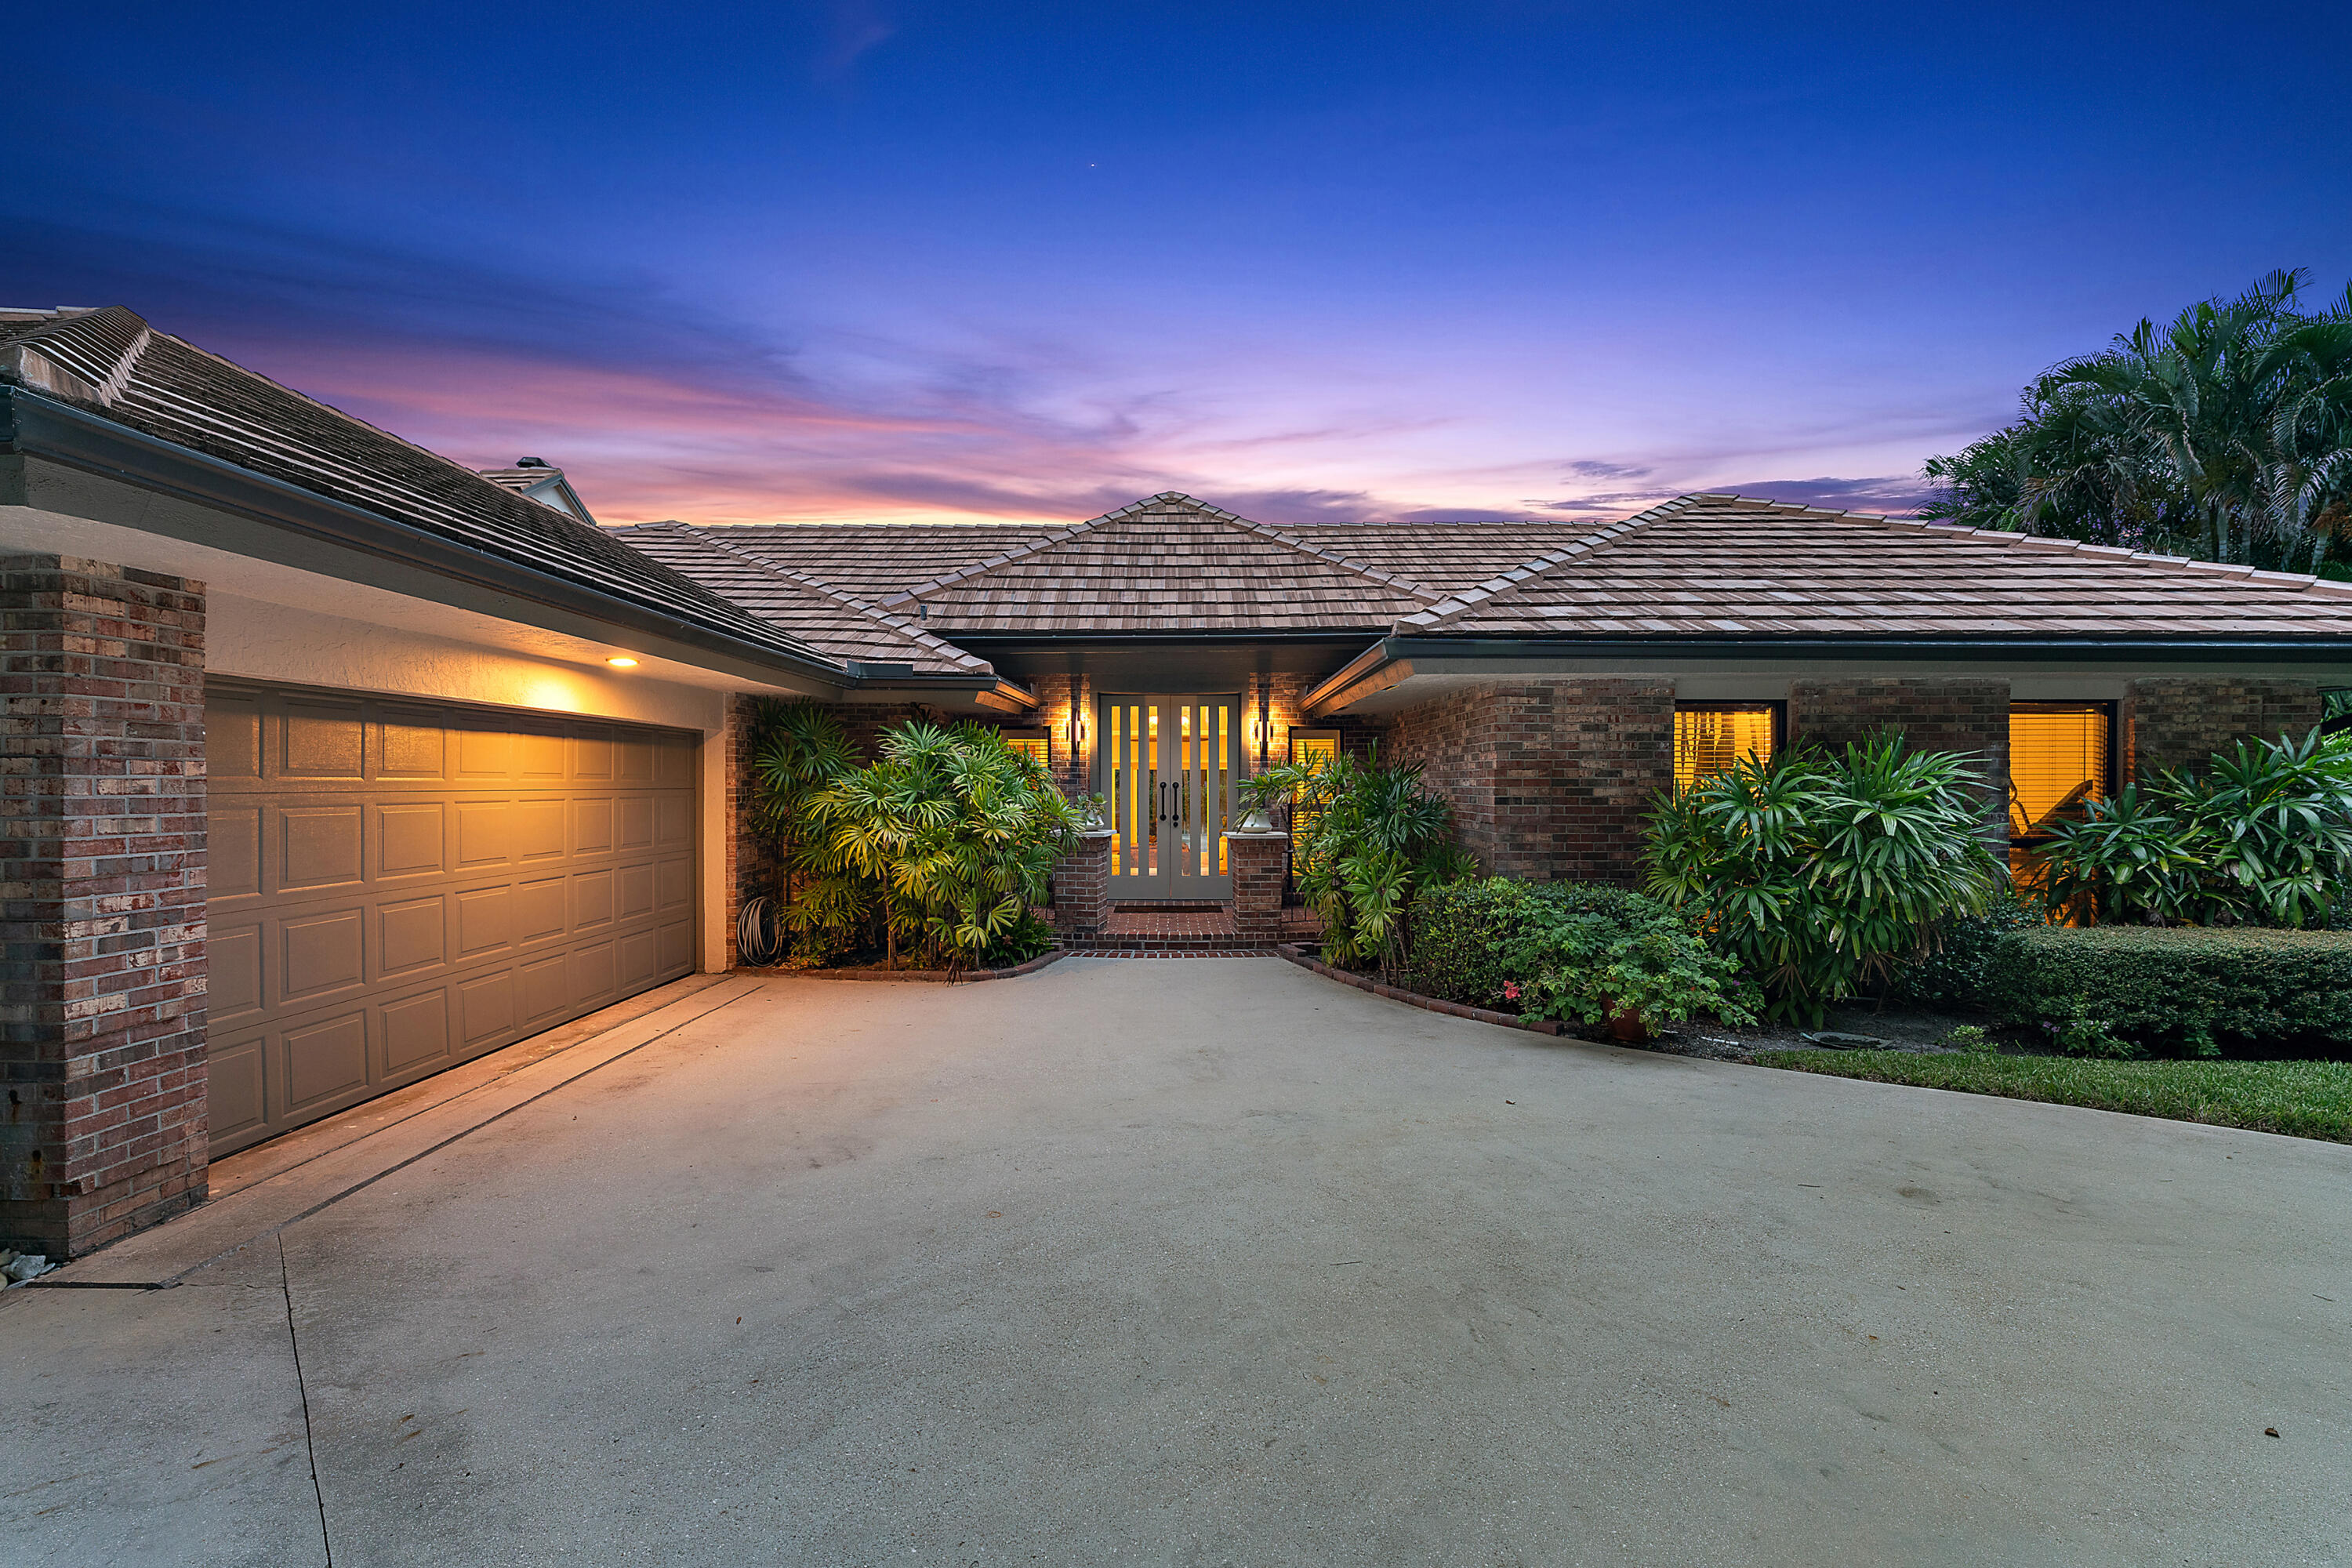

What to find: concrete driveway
left=6, top=958, right=2348, bottom=1566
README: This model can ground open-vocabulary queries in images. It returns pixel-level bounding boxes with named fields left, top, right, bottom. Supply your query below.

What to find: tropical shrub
left=1406, top=877, right=1753, bottom=1029
left=1982, top=925, right=2352, bottom=1058
left=2028, top=729, right=2352, bottom=927
left=1241, top=746, right=1468, bottom=970
left=1882, top=891, right=2043, bottom=1010
left=1643, top=734, right=2002, bottom=1025
left=745, top=703, right=1082, bottom=970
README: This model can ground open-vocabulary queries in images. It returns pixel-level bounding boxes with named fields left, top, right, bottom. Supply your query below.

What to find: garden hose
left=737, top=895, right=785, bottom=967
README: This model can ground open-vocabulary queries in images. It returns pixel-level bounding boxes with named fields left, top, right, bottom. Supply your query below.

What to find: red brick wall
left=1051, top=831, right=1112, bottom=935
left=2124, top=676, right=2322, bottom=781
left=1384, top=678, right=1675, bottom=884
left=2, top=556, right=208, bottom=1257
left=1787, top=677, right=2011, bottom=833
left=1226, top=833, right=1290, bottom=940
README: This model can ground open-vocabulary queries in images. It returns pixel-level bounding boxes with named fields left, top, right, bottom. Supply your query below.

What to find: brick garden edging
left=755, top=950, right=1068, bottom=984
left=1275, top=945, right=1566, bottom=1036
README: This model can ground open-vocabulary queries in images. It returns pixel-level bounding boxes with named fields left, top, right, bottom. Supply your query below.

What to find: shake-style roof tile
left=0, top=307, right=837, bottom=671
left=1399, top=494, right=2352, bottom=641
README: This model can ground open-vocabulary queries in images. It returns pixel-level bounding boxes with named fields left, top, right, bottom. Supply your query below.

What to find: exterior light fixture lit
left=606, top=655, right=639, bottom=668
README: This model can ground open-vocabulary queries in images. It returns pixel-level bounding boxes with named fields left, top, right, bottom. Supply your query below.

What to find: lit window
left=2008, top=705, right=2110, bottom=838
left=1288, top=729, right=1339, bottom=769
left=1000, top=731, right=1050, bottom=769
left=1674, top=706, right=1777, bottom=789
left=2009, top=703, right=2110, bottom=890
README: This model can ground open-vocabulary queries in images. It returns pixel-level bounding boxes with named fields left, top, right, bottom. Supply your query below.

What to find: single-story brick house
left=9, top=306, right=2352, bottom=1256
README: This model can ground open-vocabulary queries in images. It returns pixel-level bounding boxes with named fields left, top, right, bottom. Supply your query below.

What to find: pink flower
left=1502, top=981, right=1522, bottom=1000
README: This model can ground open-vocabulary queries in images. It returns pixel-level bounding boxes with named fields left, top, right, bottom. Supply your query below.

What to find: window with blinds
left=1000, top=731, right=1051, bottom=770
left=1673, top=706, right=1777, bottom=790
left=2008, top=704, right=2110, bottom=839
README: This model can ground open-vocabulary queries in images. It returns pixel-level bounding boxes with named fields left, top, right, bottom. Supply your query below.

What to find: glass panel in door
left=1098, top=694, right=1240, bottom=898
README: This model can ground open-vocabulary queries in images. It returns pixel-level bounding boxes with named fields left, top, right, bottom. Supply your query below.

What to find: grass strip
left=1748, top=1051, right=2352, bottom=1144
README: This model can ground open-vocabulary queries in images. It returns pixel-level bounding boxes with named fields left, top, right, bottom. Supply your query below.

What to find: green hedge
left=1984, top=925, right=2352, bottom=1056
left=1407, top=878, right=1657, bottom=1008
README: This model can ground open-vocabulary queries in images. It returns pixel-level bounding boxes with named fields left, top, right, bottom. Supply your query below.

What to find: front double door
left=1098, top=694, right=1243, bottom=899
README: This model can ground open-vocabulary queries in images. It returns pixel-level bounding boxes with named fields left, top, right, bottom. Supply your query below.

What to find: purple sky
left=9, top=2, right=2350, bottom=528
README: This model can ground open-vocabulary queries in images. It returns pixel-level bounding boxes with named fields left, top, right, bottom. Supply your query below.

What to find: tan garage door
left=203, top=681, right=699, bottom=1156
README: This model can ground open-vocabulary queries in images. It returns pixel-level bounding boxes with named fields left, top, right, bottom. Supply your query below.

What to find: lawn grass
left=1748, top=1051, right=2352, bottom=1143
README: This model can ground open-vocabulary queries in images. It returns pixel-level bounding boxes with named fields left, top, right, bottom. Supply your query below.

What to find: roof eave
left=0, top=383, right=855, bottom=693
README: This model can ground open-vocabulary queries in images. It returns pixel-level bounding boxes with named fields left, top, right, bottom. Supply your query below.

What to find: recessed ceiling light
left=606, top=655, right=639, bottom=668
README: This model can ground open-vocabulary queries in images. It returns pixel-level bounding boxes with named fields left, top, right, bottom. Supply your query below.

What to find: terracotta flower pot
left=1606, top=1007, right=1652, bottom=1044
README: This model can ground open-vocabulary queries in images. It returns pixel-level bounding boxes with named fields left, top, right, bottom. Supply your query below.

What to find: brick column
left=1225, top=831, right=1289, bottom=942
left=2123, top=676, right=2321, bottom=781
left=1051, top=829, right=1113, bottom=937
left=2, top=556, right=208, bottom=1258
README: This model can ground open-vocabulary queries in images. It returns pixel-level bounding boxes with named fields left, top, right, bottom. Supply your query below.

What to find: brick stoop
left=1042, top=902, right=1319, bottom=956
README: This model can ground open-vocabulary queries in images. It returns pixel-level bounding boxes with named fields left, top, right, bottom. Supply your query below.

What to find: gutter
left=0, top=384, right=931, bottom=697
left=1304, top=633, right=2352, bottom=716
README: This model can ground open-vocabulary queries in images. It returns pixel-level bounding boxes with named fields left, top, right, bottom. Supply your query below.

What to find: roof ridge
left=636, top=522, right=996, bottom=674
left=869, top=493, right=1186, bottom=610
left=1396, top=494, right=1710, bottom=631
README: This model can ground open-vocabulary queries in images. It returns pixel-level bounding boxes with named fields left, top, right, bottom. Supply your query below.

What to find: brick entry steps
left=1040, top=905, right=1323, bottom=956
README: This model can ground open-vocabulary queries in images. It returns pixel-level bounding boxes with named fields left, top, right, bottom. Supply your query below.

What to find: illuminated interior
left=1001, top=733, right=1050, bottom=770
left=1673, top=706, right=1777, bottom=789
left=2009, top=702, right=2111, bottom=887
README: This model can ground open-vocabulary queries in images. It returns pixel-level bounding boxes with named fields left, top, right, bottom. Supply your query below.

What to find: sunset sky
left=9, top=2, right=2350, bottom=528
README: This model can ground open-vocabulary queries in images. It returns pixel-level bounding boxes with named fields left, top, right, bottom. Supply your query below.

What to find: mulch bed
left=753, top=950, right=1066, bottom=984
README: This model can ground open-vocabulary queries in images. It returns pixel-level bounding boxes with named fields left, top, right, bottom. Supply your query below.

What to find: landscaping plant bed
left=1750, top=1050, right=2352, bottom=1144
left=1277, top=945, right=1566, bottom=1036
left=758, top=950, right=1065, bottom=984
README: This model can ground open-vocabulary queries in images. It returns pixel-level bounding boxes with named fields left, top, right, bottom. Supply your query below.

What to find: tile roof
left=1399, top=493, right=2352, bottom=641
left=692, top=522, right=1060, bottom=601
left=612, top=521, right=996, bottom=677
left=0, top=307, right=838, bottom=672
left=871, top=494, right=1445, bottom=633
left=1265, top=521, right=1606, bottom=593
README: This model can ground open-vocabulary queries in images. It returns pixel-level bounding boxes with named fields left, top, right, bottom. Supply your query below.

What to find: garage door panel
left=617, top=862, right=657, bottom=920
left=378, top=895, right=447, bottom=976
left=378, top=710, right=447, bottom=779
left=458, top=971, right=517, bottom=1048
left=282, top=1011, right=369, bottom=1110
left=456, top=800, right=510, bottom=868
left=281, top=907, right=365, bottom=1004
left=657, top=856, right=692, bottom=912
left=516, top=798, right=567, bottom=861
left=211, top=921, right=264, bottom=1019
left=515, top=876, right=568, bottom=943
left=206, top=683, right=698, bottom=1157
left=573, top=867, right=615, bottom=927
left=573, top=797, right=615, bottom=855
left=206, top=1032, right=268, bottom=1145
left=517, top=728, right=566, bottom=780
left=456, top=885, right=514, bottom=958
left=379, top=803, right=446, bottom=877
left=281, top=807, right=364, bottom=891
left=212, top=806, right=263, bottom=899
left=282, top=701, right=365, bottom=779
left=382, top=987, right=452, bottom=1073
left=618, top=929, right=661, bottom=989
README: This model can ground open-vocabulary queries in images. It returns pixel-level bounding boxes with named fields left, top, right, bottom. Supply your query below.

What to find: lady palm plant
left=2030, top=729, right=2352, bottom=927
left=1644, top=734, right=2001, bottom=1024
left=1241, top=746, right=1468, bottom=971
left=809, top=720, right=1083, bottom=970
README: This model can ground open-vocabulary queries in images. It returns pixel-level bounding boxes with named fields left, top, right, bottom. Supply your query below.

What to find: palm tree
left=1923, top=270, right=2352, bottom=570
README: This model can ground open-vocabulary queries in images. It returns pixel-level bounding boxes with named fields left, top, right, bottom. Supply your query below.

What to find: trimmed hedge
left=1408, top=878, right=1653, bottom=1008
left=1984, top=925, right=2352, bottom=1056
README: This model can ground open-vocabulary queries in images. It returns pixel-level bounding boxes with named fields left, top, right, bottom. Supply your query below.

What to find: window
left=1673, top=705, right=1777, bottom=790
left=2009, top=702, right=2111, bottom=888
left=999, top=729, right=1051, bottom=770
left=1288, top=728, right=1339, bottom=768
